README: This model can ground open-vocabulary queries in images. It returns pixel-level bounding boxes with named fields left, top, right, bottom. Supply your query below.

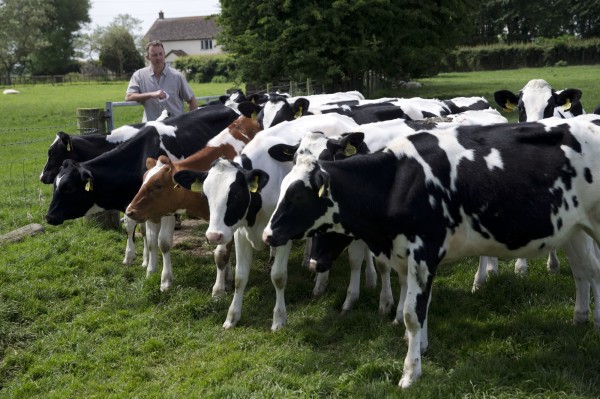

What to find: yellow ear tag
left=344, top=144, right=357, bottom=157
left=294, top=106, right=303, bottom=119
left=504, top=101, right=517, bottom=112
left=67, top=142, right=72, bottom=152
left=248, top=176, right=259, bottom=193
left=318, top=184, right=326, bottom=198
left=251, top=111, right=258, bottom=120
left=190, top=179, right=203, bottom=193
left=85, top=179, right=92, bottom=192
left=563, top=99, right=572, bottom=111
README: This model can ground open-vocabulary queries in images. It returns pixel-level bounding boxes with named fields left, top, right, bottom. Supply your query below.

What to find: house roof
left=165, top=49, right=188, bottom=58
left=144, top=15, right=220, bottom=42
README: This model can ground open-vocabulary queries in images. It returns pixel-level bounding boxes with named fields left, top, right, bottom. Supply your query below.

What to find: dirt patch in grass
left=173, top=219, right=215, bottom=258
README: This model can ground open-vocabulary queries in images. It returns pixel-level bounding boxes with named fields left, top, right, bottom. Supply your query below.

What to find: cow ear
left=146, top=157, right=158, bottom=170
left=173, top=170, right=208, bottom=192
left=247, top=93, right=268, bottom=105
left=246, top=169, right=269, bottom=193
left=338, top=132, right=365, bottom=157
left=237, top=101, right=262, bottom=119
left=314, top=170, right=331, bottom=198
left=80, top=168, right=94, bottom=192
left=556, top=89, right=582, bottom=111
left=218, top=95, right=230, bottom=104
left=268, top=143, right=299, bottom=162
left=494, top=90, right=519, bottom=112
left=57, top=131, right=73, bottom=152
left=292, top=98, right=310, bottom=118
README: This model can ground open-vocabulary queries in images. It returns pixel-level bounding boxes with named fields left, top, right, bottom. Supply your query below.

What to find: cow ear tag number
left=248, top=176, right=259, bottom=193
left=85, top=179, right=93, bottom=192
left=344, top=144, right=357, bottom=157
left=563, top=99, right=572, bottom=111
left=191, top=179, right=203, bottom=193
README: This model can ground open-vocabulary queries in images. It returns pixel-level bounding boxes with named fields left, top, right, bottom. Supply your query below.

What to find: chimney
left=159, top=10, right=164, bottom=19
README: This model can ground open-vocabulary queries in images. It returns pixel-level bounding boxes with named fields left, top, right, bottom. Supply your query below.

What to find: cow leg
left=145, top=220, right=160, bottom=276
left=547, top=249, right=560, bottom=274
left=376, top=260, right=394, bottom=316
left=472, top=256, right=499, bottom=292
left=561, top=231, right=595, bottom=325
left=341, top=239, right=364, bottom=313
left=271, top=241, right=292, bottom=331
left=313, top=270, right=329, bottom=297
left=158, top=215, right=175, bottom=292
left=302, top=237, right=312, bottom=268
left=212, top=241, right=233, bottom=297
left=514, top=258, right=528, bottom=275
left=140, top=223, right=149, bottom=269
left=223, top=230, right=253, bottom=329
left=399, top=256, right=435, bottom=389
left=363, top=245, right=377, bottom=289
left=122, top=216, right=137, bottom=266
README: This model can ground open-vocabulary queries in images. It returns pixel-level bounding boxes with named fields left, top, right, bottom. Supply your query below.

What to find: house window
left=201, top=39, right=213, bottom=50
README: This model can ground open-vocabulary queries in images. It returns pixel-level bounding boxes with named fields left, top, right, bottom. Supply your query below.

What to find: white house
left=144, top=11, right=223, bottom=67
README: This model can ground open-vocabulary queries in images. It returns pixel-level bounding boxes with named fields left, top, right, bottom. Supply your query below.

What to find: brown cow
left=126, top=102, right=262, bottom=296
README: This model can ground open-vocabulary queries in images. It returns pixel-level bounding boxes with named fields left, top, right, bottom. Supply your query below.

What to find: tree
left=0, top=0, right=51, bottom=84
left=29, top=0, right=91, bottom=75
left=98, top=26, right=144, bottom=75
left=218, top=0, right=477, bottom=90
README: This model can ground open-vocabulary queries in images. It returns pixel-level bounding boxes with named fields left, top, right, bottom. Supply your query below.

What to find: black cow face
left=41, top=131, right=73, bottom=184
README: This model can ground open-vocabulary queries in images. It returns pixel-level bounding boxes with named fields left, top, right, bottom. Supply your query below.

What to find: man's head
left=145, top=40, right=165, bottom=71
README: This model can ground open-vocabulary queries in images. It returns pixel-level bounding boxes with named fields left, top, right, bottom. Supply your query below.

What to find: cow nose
left=46, top=214, right=60, bottom=225
left=308, top=259, right=318, bottom=272
left=206, top=231, right=224, bottom=244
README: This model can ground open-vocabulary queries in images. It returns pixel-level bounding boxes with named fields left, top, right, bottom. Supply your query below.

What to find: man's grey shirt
left=126, top=66, right=195, bottom=121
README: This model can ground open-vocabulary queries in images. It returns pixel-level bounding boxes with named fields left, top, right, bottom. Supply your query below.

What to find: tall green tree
left=98, top=26, right=144, bottom=75
left=29, top=0, right=91, bottom=75
left=0, top=0, right=52, bottom=84
left=218, top=0, right=477, bottom=90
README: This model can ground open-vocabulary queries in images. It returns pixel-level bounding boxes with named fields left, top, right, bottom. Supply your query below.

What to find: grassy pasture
left=1, top=66, right=600, bottom=398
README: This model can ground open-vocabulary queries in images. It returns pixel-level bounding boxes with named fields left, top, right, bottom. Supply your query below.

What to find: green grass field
left=1, top=67, right=600, bottom=398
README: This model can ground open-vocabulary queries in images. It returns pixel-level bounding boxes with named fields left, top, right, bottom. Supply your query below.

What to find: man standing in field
left=126, top=40, right=198, bottom=122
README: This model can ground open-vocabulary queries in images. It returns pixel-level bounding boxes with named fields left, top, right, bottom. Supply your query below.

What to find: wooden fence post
left=76, top=108, right=120, bottom=230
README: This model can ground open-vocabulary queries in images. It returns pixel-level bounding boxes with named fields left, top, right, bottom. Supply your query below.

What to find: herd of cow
left=40, top=79, right=600, bottom=388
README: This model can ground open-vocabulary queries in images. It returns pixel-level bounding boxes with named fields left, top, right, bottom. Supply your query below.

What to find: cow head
left=494, top=79, right=583, bottom=122
left=125, top=156, right=180, bottom=223
left=173, top=158, right=269, bottom=244
left=258, top=95, right=310, bottom=129
left=45, top=159, right=97, bottom=225
left=263, top=154, right=337, bottom=247
left=40, top=131, right=74, bottom=184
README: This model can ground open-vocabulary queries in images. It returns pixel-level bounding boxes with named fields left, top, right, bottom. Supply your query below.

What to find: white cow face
left=173, top=158, right=269, bottom=245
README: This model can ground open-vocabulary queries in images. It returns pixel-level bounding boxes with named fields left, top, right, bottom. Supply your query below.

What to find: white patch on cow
left=484, top=148, right=504, bottom=171
left=55, top=174, right=64, bottom=189
left=262, top=101, right=286, bottom=129
left=108, top=125, right=142, bottom=143
left=142, top=159, right=167, bottom=185
left=148, top=121, right=178, bottom=137
left=207, top=125, right=247, bottom=154
left=521, top=79, right=554, bottom=122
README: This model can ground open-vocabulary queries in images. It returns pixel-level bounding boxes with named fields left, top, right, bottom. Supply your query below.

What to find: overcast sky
left=87, top=0, right=221, bottom=34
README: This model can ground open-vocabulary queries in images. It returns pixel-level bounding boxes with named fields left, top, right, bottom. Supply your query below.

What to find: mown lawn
left=1, top=67, right=599, bottom=398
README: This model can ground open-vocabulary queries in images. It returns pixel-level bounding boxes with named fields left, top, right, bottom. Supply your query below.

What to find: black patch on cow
left=224, top=171, right=252, bottom=227
left=246, top=191, right=262, bottom=227
left=572, top=195, right=579, bottom=207
left=584, top=168, right=593, bottom=183
left=240, top=154, right=253, bottom=170
left=557, top=217, right=563, bottom=230
left=309, top=232, right=354, bottom=272
left=421, top=111, right=438, bottom=119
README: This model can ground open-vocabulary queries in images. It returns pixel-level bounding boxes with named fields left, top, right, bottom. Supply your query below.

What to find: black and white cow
left=480, top=79, right=587, bottom=282
left=46, top=105, right=239, bottom=291
left=263, top=114, right=600, bottom=388
left=494, top=78, right=584, bottom=122
left=40, top=110, right=172, bottom=266
left=172, top=113, right=361, bottom=330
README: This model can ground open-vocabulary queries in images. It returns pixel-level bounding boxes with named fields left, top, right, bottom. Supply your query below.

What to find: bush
left=174, top=55, right=236, bottom=83
left=442, top=37, right=600, bottom=72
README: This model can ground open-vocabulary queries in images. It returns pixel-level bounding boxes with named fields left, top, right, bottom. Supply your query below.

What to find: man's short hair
left=146, top=40, right=164, bottom=54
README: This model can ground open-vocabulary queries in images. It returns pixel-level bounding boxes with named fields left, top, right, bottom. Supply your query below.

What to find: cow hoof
left=399, top=375, right=414, bottom=389
left=379, top=300, right=394, bottom=316
left=211, top=287, right=227, bottom=298
left=271, top=320, right=286, bottom=331
left=223, top=319, right=237, bottom=329
left=573, top=311, right=589, bottom=325
left=160, top=281, right=172, bottom=292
